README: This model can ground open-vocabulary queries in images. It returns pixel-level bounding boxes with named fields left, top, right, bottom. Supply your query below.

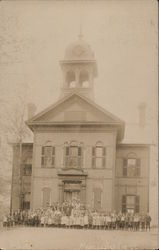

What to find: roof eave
left=26, top=121, right=125, bottom=142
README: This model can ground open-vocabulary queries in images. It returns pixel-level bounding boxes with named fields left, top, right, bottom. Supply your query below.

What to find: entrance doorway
left=64, top=190, right=80, bottom=202
left=63, top=182, right=81, bottom=202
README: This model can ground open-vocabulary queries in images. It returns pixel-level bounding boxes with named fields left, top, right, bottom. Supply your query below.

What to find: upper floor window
left=64, top=141, right=83, bottom=168
left=92, top=142, right=106, bottom=169
left=123, top=154, right=141, bottom=177
left=41, top=141, right=55, bottom=168
left=22, top=149, right=32, bottom=176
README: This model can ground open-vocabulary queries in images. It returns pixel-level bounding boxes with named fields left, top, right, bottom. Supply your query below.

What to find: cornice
left=34, top=125, right=119, bottom=133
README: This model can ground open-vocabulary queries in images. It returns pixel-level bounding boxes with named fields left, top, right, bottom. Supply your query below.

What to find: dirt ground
left=0, top=227, right=158, bottom=250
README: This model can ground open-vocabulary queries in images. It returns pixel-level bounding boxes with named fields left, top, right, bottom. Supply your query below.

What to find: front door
left=72, top=190, right=80, bottom=200
left=64, top=190, right=80, bottom=202
left=64, top=190, right=72, bottom=202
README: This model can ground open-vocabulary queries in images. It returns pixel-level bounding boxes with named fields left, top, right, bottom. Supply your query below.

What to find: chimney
left=138, top=102, right=146, bottom=127
left=27, top=103, right=37, bottom=120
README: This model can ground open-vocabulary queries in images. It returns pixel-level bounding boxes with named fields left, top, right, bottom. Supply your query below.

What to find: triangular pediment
left=27, top=92, right=124, bottom=125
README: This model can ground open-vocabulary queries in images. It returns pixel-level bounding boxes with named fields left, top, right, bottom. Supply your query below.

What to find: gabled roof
left=26, top=91, right=125, bottom=140
left=27, top=91, right=124, bottom=123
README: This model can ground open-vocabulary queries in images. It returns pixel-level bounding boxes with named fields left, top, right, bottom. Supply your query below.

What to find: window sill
left=41, top=166, right=55, bottom=169
left=92, top=167, right=107, bottom=170
left=62, top=167, right=83, bottom=170
left=118, top=176, right=142, bottom=178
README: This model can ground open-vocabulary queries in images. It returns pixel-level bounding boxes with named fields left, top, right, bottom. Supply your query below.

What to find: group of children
left=3, top=200, right=151, bottom=231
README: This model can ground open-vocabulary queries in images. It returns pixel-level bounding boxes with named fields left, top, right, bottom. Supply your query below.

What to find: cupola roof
left=64, top=35, right=95, bottom=61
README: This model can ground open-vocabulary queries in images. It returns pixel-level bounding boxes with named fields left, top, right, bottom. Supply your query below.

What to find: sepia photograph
left=0, top=0, right=158, bottom=249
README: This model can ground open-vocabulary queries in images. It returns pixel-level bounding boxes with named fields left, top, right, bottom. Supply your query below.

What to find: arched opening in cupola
left=79, top=70, right=89, bottom=88
left=66, top=70, right=76, bottom=88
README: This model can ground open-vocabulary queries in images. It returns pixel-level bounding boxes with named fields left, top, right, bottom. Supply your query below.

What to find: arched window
left=64, top=141, right=83, bottom=168
left=41, top=141, right=55, bottom=168
left=123, top=153, right=141, bottom=177
left=79, top=70, right=89, bottom=88
left=92, top=142, right=106, bottom=168
left=66, top=71, right=76, bottom=88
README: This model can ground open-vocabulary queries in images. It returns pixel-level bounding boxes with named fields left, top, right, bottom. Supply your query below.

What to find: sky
left=0, top=0, right=158, bottom=142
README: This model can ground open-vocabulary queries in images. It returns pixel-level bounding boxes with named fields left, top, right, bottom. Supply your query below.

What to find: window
left=22, top=150, right=32, bottom=175
left=42, top=188, right=51, bottom=208
left=92, top=142, right=106, bottom=168
left=23, top=201, right=30, bottom=210
left=22, top=192, right=31, bottom=210
left=122, top=195, right=140, bottom=213
left=23, top=164, right=32, bottom=176
left=64, top=141, right=83, bottom=168
left=123, top=156, right=140, bottom=177
left=41, top=144, right=55, bottom=168
left=93, top=188, right=102, bottom=211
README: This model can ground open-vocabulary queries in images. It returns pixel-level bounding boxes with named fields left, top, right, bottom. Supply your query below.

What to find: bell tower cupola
left=60, top=35, right=97, bottom=100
